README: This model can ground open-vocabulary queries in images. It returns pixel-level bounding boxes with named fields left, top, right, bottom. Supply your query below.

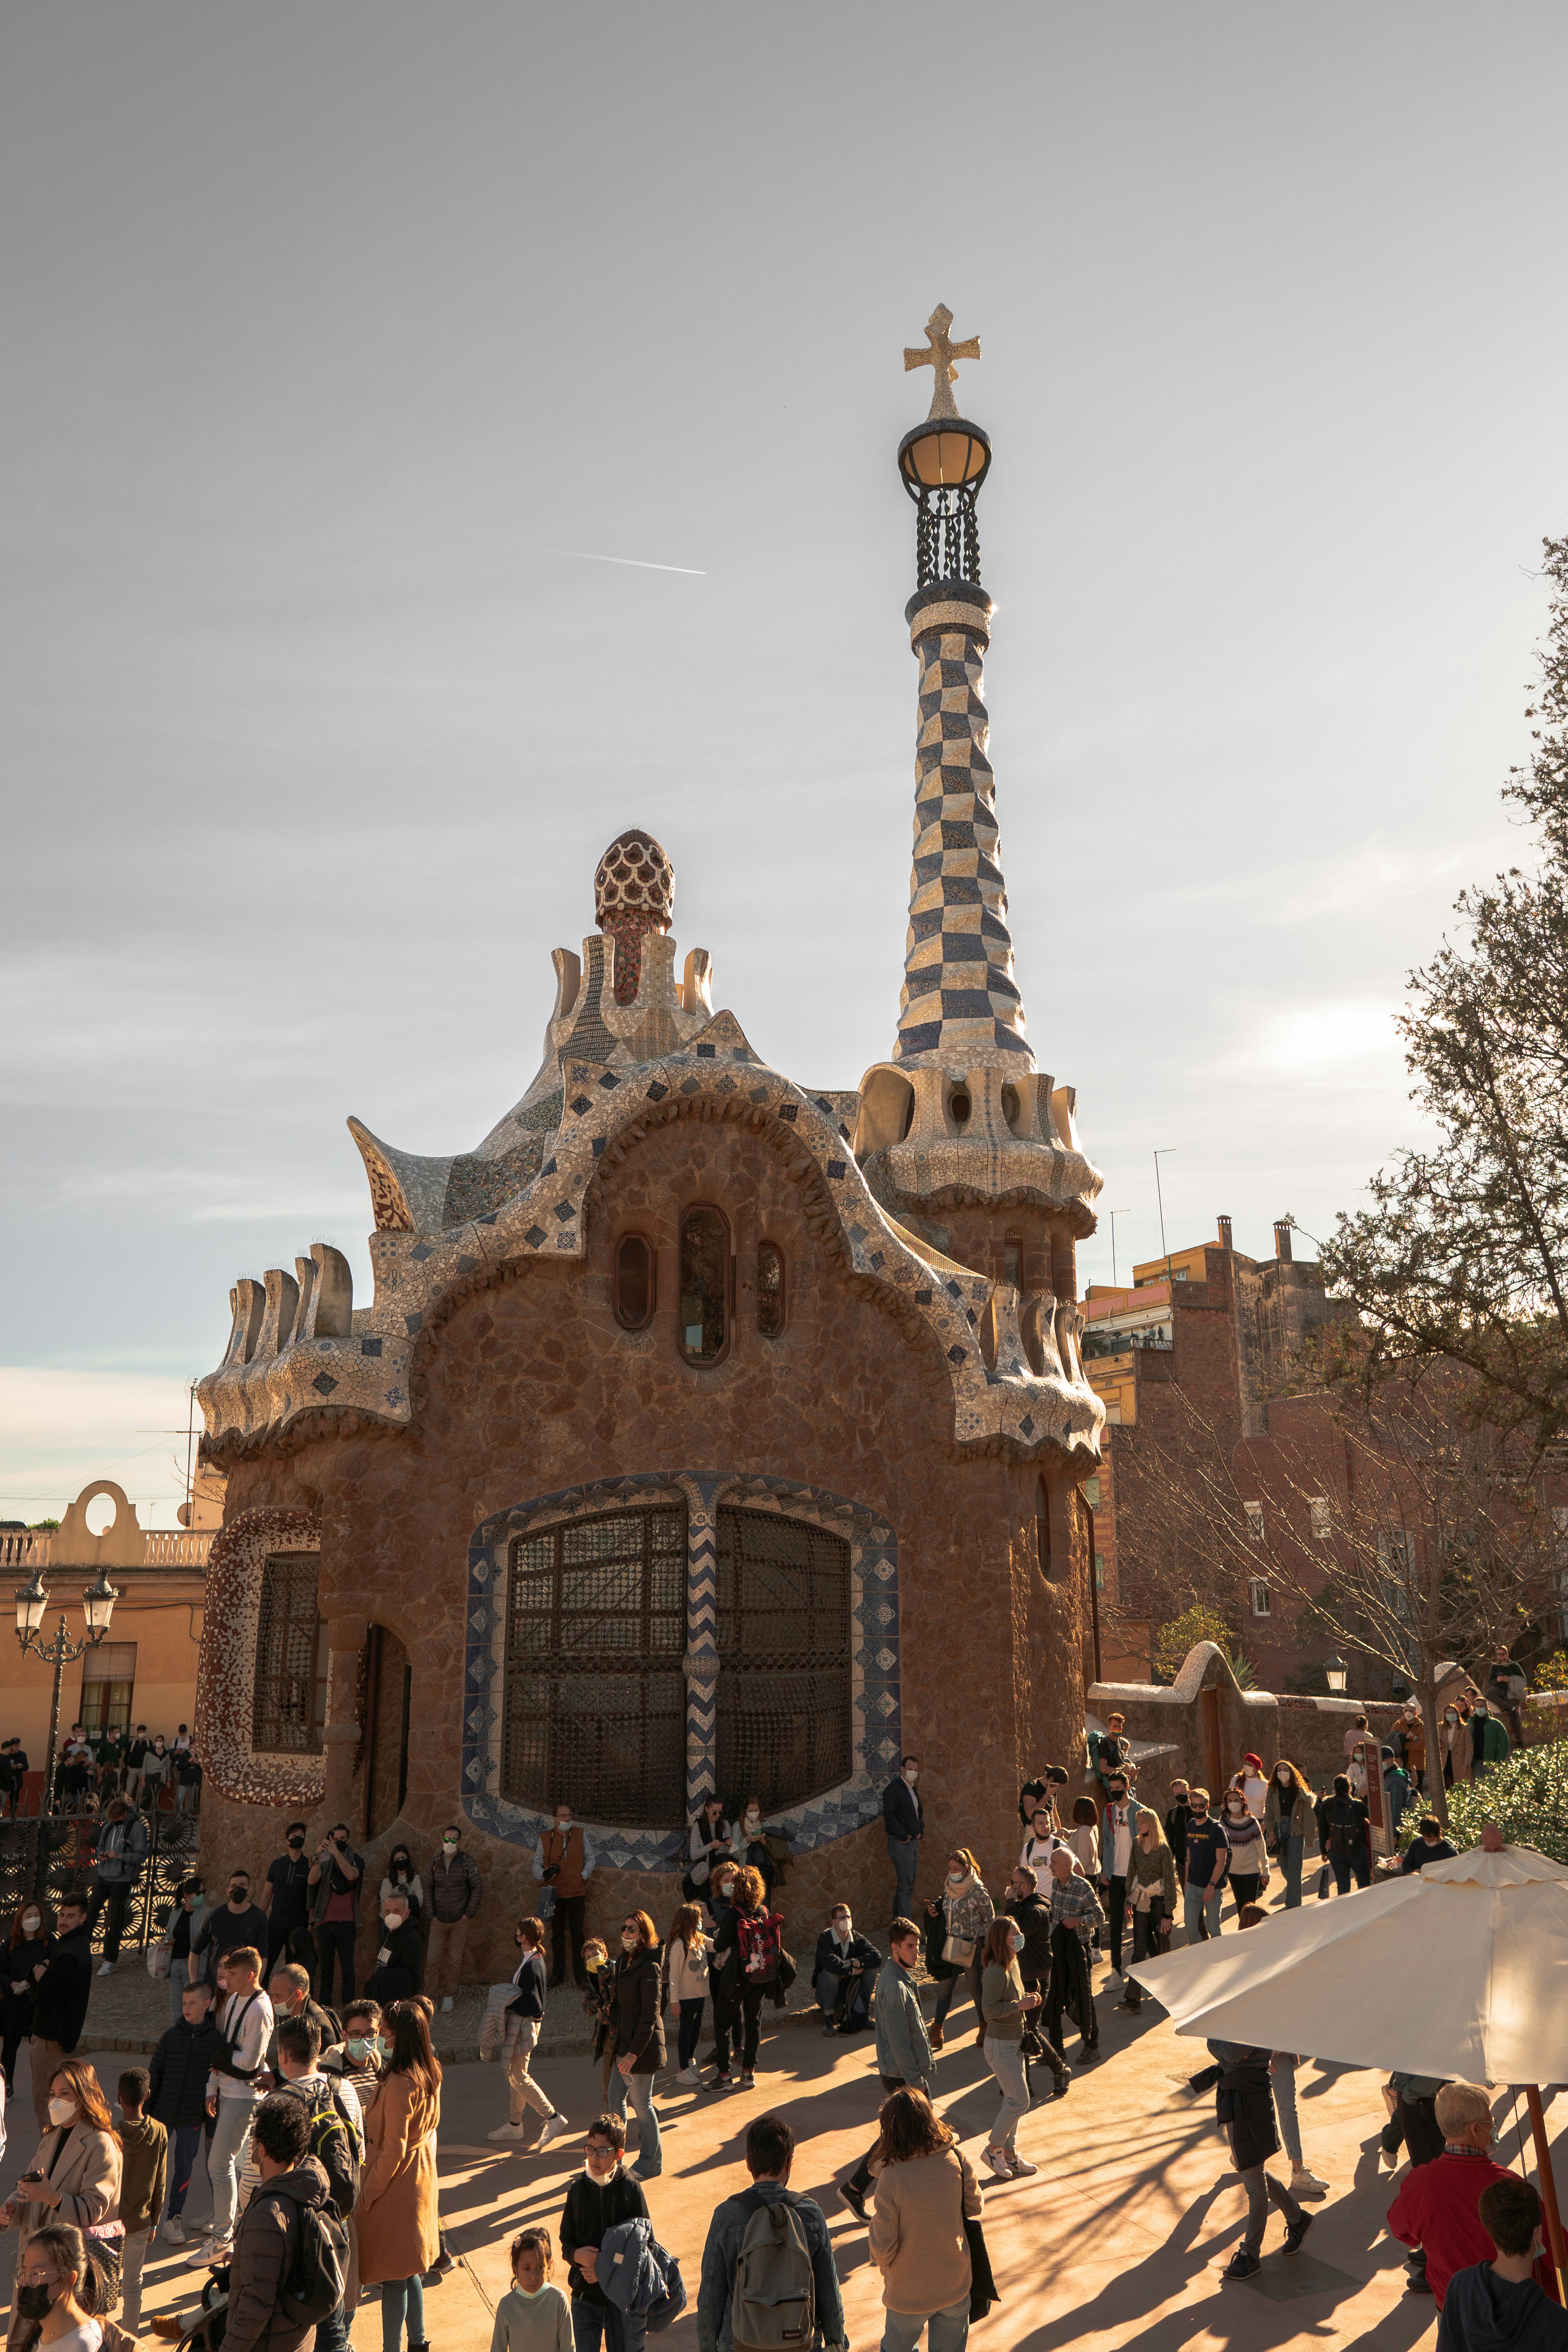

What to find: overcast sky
left=4, top=4, right=1566, bottom=1524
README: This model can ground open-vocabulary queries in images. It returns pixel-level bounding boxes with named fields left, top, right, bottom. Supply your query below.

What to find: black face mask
left=16, top=2285, right=57, bottom=2321
left=287, top=1837, right=304, bottom=1850
left=230, top=1888, right=248, bottom=1905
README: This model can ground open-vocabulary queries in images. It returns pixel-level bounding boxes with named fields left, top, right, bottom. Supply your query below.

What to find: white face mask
left=947, top=1868, right=965, bottom=1884
left=1008, top=1928, right=1024, bottom=1951
left=555, top=1817, right=572, bottom=1832
left=744, top=1809, right=761, bottom=1824
left=620, top=1931, right=638, bottom=1949
left=382, top=1913, right=399, bottom=1929
left=904, top=1768, right=919, bottom=1783
left=48, top=2096, right=76, bottom=2128
left=833, top=1918, right=850, bottom=1937
left=21, top=1915, right=40, bottom=1935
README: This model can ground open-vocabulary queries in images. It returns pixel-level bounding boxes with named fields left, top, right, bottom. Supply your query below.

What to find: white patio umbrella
left=1129, top=1838, right=1568, bottom=2282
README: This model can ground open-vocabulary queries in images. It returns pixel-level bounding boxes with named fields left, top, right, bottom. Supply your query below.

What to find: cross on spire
left=903, top=304, right=981, bottom=422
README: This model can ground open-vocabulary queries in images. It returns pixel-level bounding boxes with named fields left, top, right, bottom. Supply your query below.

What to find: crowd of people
left=0, top=1727, right=203, bottom=1822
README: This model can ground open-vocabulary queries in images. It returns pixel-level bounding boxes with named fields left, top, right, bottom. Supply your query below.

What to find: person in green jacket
left=1470, top=1699, right=1511, bottom=1778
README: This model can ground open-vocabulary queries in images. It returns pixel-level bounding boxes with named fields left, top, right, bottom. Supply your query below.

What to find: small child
left=490, top=2226, right=573, bottom=2352
left=117, top=2065, right=169, bottom=2334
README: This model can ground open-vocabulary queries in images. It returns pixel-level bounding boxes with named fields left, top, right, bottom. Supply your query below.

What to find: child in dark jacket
left=559, top=2114, right=649, bottom=2321
left=147, top=1977, right=222, bottom=2243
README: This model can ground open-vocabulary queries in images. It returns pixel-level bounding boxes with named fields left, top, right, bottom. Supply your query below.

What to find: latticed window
left=503, top=1507, right=687, bottom=1826
left=714, top=1508, right=851, bottom=1812
left=679, top=1207, right=730, bottom=1363
left=253, top=1554, right=327, bottom=1753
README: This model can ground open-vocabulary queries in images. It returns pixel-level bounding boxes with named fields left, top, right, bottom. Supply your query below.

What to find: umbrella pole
left=1526, top=2085, right=1568, bottom=2302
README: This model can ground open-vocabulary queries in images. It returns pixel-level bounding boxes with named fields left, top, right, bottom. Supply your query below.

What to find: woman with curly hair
left=709, top=1866, right=782, bottom=2093
left=1263, top=1759, right=1314, bottom=1909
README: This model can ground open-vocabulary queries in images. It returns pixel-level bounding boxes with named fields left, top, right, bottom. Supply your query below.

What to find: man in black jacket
left=1209, top=2039, right=1312, bottom=2280
left=882, top=1757, right=924, bottom=1920
left=29, top=1892, right=93, bottom=2133
left=364, top=1891, right=422, bottom=2006
left=265, top=1963, right=341, bottom=2078
left=560, top=2112, right=650, bottom=2345
left=273, top=2016, right=360, bottom=2352
left=1004, top=1867, right=1071, bottom=2098
left=149, top=1977, right=222, bottom=2245
left=1315, top=1775, right=1371, bottom=1896
left=812, top=1906, right=880, bottom=2033
left=192, top=1869, right=271, bottom=1978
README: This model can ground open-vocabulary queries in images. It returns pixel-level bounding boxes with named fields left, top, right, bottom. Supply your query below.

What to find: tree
left=1322, top=537, right=1568, bottom=1466
left=1152, top=1602, right=1240, bottom=1684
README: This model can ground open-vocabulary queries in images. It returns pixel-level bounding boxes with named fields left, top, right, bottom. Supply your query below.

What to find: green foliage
left=1283, top=1659, right=1329, bottom=1697
left=26, top=1520, right=58, bottom=1532
left=1446, top=1737, right=1568, bottom=1864
left=1152, top=1602, right=1238, bottom=1684
left=1532, top=1649, right=1568, bottom=1693
left=1224, top=1647, right=1259, bottom=1692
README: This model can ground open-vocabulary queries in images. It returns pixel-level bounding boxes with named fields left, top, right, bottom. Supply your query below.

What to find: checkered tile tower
left=895, top=578, right=1030, bottom=1070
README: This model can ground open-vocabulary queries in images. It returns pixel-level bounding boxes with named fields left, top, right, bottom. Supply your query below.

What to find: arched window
left=679, top=1207, right=730, bottom=1364
left=614, top=1233, right=656, bottom=1330
left=757, top=1241, right=785, bottom=1337
left=253, top=1553, right=328, bottom=1753
left=502, top=1506, right=687, bottom=1825
left=715, top=1508, right=851, bottom=1811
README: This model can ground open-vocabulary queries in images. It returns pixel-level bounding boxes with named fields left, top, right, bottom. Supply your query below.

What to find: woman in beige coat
left=867, top=2086, right=983, bottom=2352
left=357, top=2000, right=441, bottom=2351
left=1441, top=1702, right=1474, bottom=1786
left=0, top=2061, right=122, bottom=2352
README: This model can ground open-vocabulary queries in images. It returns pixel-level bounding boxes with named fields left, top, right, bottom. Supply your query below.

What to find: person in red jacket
left=1389, top=2082, right=1561, bottom=2309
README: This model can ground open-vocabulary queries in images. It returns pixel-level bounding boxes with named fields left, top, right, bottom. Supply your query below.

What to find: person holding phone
left=307, top=1824, right=365, bottom=2009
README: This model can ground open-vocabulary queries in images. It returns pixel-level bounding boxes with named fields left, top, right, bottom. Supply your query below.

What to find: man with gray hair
left=1388, top=2082, right=1555, bottom=2309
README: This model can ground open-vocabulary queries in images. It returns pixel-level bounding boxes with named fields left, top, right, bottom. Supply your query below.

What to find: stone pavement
left=3, top=1952, right=1562, bottom=2350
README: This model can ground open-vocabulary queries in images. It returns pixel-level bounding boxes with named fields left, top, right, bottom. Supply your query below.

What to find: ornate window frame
left=461, top=1471, right=900, bottom=1872
left=195, top=1505, right=326, bottom=1808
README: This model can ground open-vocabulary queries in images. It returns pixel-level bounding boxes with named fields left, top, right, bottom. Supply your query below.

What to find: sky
left=3, top=4, right=1567, bottom=1524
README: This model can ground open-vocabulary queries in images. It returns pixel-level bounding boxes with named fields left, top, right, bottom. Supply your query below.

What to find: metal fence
left=0, top=1807, right=200, bottom=1949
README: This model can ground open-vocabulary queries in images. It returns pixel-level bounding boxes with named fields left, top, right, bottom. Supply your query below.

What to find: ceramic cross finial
left=903, top=305, right=981, bottom=421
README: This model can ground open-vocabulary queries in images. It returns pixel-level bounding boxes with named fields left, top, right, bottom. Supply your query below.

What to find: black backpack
left=283, top=2081, right=361, bottom=2218
left=258, top=2189, right=348, bottom=2325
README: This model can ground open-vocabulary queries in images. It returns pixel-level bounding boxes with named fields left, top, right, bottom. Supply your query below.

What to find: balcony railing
left=0, top=1529, right=212, bottom=1571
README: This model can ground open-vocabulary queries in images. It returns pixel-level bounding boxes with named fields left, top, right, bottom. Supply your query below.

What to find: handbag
left=942, top=1933, right=976, bottom=1968
left=964, top=2212, right=999, bottom=2320
left=147, top=1938, right=172, bottom=1982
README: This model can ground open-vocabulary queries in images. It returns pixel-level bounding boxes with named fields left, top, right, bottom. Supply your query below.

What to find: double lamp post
left=12, top=1564, right=120, bottom=1815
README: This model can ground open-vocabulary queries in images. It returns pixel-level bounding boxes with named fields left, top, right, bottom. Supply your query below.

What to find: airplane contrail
left=546, top=548, right=707, bottom=575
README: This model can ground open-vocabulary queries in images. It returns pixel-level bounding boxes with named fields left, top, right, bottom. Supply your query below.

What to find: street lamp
left=1325, top=1655, right=1348, bottom=1697
left=15, top=1566, right=119, bottom=1822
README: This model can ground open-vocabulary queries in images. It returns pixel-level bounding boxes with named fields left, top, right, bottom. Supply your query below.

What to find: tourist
left=976, top=1916, right=1038, bottom=2180
left=379, top=1844, right=423, bottom=1924
left=491, top=2225, right=574, bottom=2352
left=1066, top=1795, right=1101, bottom=1887
left=812, top=1903, right=878, bottom=2036
left=116, top=2065, right=168, bottom=2335
left=1401, top=1708, right=1430, bottom=1795
left=143, top=1735, right=173, bottom=1815
left=926, top=1848, right=993, bottom=2052
left=838, top=1919, right=934, bottom=2223
left=1044, top=1850, right=1103, bottom=2065
left=7, top=2222, right=117, bottom=2352
left=665, top=1902, right=711, bottom=2082
left=1344, top=1711, right=1371, bottom=1760
left=308, top=1825, right=366, bottom=2009
left=148, top=1976, right=220, bottom=2245
left=561, top=2114, right=648, bottom=2352
left=1442, top=1700, right=1475, bottom=1787
left=220, top=2090, right=336, bottom=2352
left=265, top=1961, right=339, bottom=2075
left=1120, top=1811, right=1177, bottom=2013
left=358, top=2000, right=441, bottom=2352
left=123, top=1727, right=151, bottom=1808
left=167, top=1878, right=210, bottom=2019
left=603, top=1912, right=664, bottom=2175
left=1017, top=1772, right=1052, bottom=1829
left=1263, top=1760, right=1313, bottom=1910
left=1221, top=1787, right=1268, bottom=1911
left=272, top=2016, right=361, bottom=2352
left=1208, top=2040, right=1312, bottom=2280
left=426, top=1823, right=482, bottom=2016
left=489, top=1916, right=570, bottom=2153
left=710, top=1867, right=780, bottom=2095
left=1403, top=1816, right=1459, bottom=1873
left=580, top=1941, right=618, bottom=2111
left=1, top=1898, right=49, bottom=2096
left=735, top=1795, right=778, bottom=1902
left=1239, top=1754, right=1269, bottom=1818
left=191, top=1943, right=273, bottom=2265
left=882, top=1756, right=925, bottom=1920
left=365, top=1891, right=423, bottom=2007
left=1018, top=1799, right=1063, bottom=1876
left=321, top=1998, right=384, bottom=2120
left=998, top=1869, right=1069, bottom=2097
left=685, top=1797, right=735, bottom=1900
left=699, top=2111, right=846, bottom=2352
left=87, top=1796, right=148, bottom=1976
left=1181, top=1787, right=1230, bottom=1940
left=1231, top=1904, right=1330, bottom=2201
left=866, top=2087, right=982, bottom=2352
left=1316, top=1775, right=1371, bottom=1896
left=1470, top=1699, right=1511, bottom=1781
left=1089, top=1713, right=1130, bottom=1797
left=27, top=1894, right=94, bottom=2138
left=532, top=1802, right=596, bottom=1993
left=1439, top=2177, right=1568, bottom=2352
left=1382, top=2070, right=1450, bottom=2190
left=191, top=1869, right=270, bottom=1983
left=1486, top=1650, right=1528, bottom=1749
left=260, top=1824, right=314, bottom=1976
left=173, top=1743, right=201, bottom=1817
left=57, top=1725, right=91, bottom=1809
left=1388, top=2082, right=1555, bottom=2309
left=1098, top=1774, right=1146, bottom=1985
left=0, top=2058, right=122, bottom=2297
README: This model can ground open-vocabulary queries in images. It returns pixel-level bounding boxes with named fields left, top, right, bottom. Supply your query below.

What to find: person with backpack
left=697, top=2111, right=846, bottom=2352
left=86, top=1796, right=149, bottom=1976
left=221, top=2091, right=344, bottom=2352
left=1314, top=1775, right=1371, bottom=1896
left=357, top=1998, right=441, bottom=2351
left=274, top=2014, right=363, bottom=2352
left=866, top=2086, right=984, bottom=2352
left=709, top=1868, right=781, bottom=2094
left=561, top=2112, right=650, bottom=2352
left=606, top=1913, right=665, bottom=2179
left=812, top=1904, right=879, bottom=2035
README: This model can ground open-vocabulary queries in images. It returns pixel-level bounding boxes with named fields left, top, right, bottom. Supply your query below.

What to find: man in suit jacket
left=29, top=1895, right=94, bottom=2134
left=882, top=1757, right=924, bottom=1918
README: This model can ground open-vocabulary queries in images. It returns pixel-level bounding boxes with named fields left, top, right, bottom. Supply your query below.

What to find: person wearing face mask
left=532, top=1802, right=597, bottom=1993
left=321, top=1999, right=384, bottom=2122
left=882, top=1757, right=925, bottom=1921
left=1263, top=1761, right=1314, bottom=1910
left=27, top=1900, right=94, bottom=2141
left=86, top=1798, right=148, bottom=1978
left=735, top=1795, right=779, bottom=1902
left=1314, top=1774, right=1370, bottom=1899
left=166, top=1878, right=210, bottom=2018
left=379, top=1846, right=423, bottom=1925
left=264, top=1963, right=340, bottom=2080
left=7, top=2220, right=127, bottom=2352
left=1098, top=1776, right=1150, bottom=1984
left=925, top=1849, right=993, bottom=2053
left=489, top=1918, right=570, bottom=2152
left=683, top=1797, right=735, bottom=1905
left=141, top=1735, right=172, bottom=1817
left=978, top=1915, right=1042, bottom=2180
left=192, top=1869, right=270, bottom=1984
left=605, top=1914, right=665, bottom=2181
left=307, top=1824, right=366, bottom=2010
left=701, top=1869, right=742, bottom=2089
left=426, top=1824, right=482, bottom=2014
left=1221, top=1788, right=1268, bottom=1914
left=492, top=2224, right=573, bottom=2352
left=1120, top=1813, right=1178, bottom=2014
left=2, top=1900, right=51, bottom=2097
left=1388, top=2082, right=1557, bottom=2312
left=1044, top=1851, right=1104, bottom=2067
left=364, top=1893, right=423, bottom=2009
left=1470, top=1699, right=1511, bottom=1781
left=147, top=1978, right=222, bottom=2246
left=1442, top=1700, right=1475, bottom=1787
left=812, top=1905, right=879, bottom=2036
left=1180, top=1788, right=1231, bottom=1942
left=0, top=2060, right=123, bottom=2328
left=260, top=1824, right=314, bottom=1976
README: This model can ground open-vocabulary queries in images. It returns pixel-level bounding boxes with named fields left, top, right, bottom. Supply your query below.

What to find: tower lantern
left=898, top=305, right=991, bottom=589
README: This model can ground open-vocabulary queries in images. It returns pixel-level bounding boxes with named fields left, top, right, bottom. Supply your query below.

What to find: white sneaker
left=487, top=2121, right=529, bottom=2142
left=440, top=1996, right=454, bottom=2011
left=185, top=2238, right=230, bottom=2267
left=675, top=2065, right=701, bottom=2086
left=97, top=1960, right=116, bottom=1977
left=536, top=2112, right=571, bottom=2150
left=161, top=2216, right=187, bottom=2245
left=1291, top=2168, right=1330, bottom=2198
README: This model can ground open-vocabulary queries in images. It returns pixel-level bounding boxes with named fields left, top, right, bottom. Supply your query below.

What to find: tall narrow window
left=1003, top=1235, right=1024, bottom=1288
left=757, top=1242, right=785, bottom=1337
left=679, top=1207, right=730, bottom=1364
left=502, top=1506, right=687, bottom=1824
left=715, top=1508, right=851, bottom=1811
left=80, top=1642, right=138, bottom=1739
left=253, top=1554, right=328, bottom=1754
left=614, top=1234, right=656, bottom=1330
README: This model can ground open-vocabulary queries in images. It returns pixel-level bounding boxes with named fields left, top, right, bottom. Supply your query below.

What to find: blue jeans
left=165, top=2120, right=207, bottom=2217
left=1183, top=1882, right=1222, bottom=1939
left=608, top=2065, right=662, bottom=2178
left=571, top=2303, right=646, bottom=2352
left=880, top=2292, right=970, bottom=2352
left=379, top=2274, right=425, bottom=2352
left=889, top=1835, right=920, bottom=1917
left=1277, top=1835, right=1305, bottom=1909
left=984, top=2035, right=1031, bottom=2150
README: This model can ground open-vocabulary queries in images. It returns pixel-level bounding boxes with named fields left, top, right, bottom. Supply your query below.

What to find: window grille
left=714, top=1508, right=851, bottom=1812
left=503, top=1506, right=687, bottom=1825
left=1249, top=1579, right=1271, bottom=1618
left=81, top=1641, right=138, bottom=1738
left=679, top=1208, right=730, bottom=1363
left=1243, top=1501, right=1265, bottom=1543
left=254, top=1554, right=327, bottom=1754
